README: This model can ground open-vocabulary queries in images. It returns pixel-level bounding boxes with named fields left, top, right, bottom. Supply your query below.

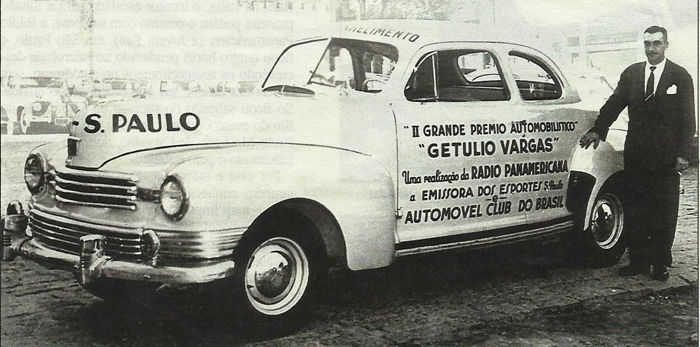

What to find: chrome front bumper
left=26, top=115, right=70, bottom=126
left=2, top=205, right=236, bottom=286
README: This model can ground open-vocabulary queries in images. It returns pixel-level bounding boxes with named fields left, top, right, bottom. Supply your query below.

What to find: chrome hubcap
left=590, top=193, right=623, bottom=249
left=245, top=237, right=309, bottom=315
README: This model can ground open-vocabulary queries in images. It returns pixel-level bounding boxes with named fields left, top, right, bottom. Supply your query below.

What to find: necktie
left=645, top=66, right=656, bottom=102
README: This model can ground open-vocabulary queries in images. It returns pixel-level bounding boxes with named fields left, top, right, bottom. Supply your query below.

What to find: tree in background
left=341, top=0, right=455, bottom=20
left=380, top=0, right=453, bottom=20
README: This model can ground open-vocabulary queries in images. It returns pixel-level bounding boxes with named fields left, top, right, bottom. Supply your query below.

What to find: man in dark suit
left=580, top=25, right=695, bottom=281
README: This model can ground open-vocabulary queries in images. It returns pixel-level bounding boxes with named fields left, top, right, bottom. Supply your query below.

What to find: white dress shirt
left=644, top=58, right=667, bottom=95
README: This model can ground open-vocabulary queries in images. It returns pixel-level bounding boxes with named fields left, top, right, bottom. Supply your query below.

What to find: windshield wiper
left=408, top=96, right=438, bottom=102
left=262, top=85, right=315, bottom=96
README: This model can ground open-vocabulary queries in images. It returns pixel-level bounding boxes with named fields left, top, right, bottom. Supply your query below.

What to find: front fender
left=169, top=144, right=396, bottom=271
left=569, top=129, right=625, bottom=229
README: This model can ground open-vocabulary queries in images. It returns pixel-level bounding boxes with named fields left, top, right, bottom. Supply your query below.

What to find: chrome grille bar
left=55, top=196, right=137, bottom=211
left=55, top=186, right=137, bottom=201
left=31, top=217, right=141, bottom=246
left=157, top=229, right=243, bottom=259
left=55, top=168, right=139, bottom=210
left=28, top=209, right=246, bottom=260
left=29, top=210, right=142, bottom=258
left=56, top=167, right=139, bottom=182
left=56, top=175, right=138, bottom=192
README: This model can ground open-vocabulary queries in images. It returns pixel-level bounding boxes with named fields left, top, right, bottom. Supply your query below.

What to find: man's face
left=643, top=32, right=668, bottom=65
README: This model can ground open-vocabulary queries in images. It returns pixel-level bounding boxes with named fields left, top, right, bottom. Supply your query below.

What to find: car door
left=392, top=43, right=532, bottom=248
left=505, top=49, right=590, bottom=225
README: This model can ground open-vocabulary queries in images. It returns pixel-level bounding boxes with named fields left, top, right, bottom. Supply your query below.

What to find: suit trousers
left=624, top=171, right=680, bottom=266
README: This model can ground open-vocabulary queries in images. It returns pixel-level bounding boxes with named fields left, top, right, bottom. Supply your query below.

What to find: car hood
left=66, top=91, right=373, bottom=169
left=10, top=88, right=67, bottom=101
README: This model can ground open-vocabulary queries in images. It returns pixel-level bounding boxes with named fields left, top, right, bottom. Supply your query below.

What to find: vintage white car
left=0, top=75, right=87, bottom=134
left=2, top=20, right=628, bottom=333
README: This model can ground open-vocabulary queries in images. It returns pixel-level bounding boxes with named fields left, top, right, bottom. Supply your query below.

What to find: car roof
left=295, top=20, right=534, bottom=54
left=285, top=20, right=579, bottom=104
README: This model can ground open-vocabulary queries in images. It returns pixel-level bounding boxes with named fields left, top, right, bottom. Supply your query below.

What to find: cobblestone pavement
left=1, top=136, right=697, bottom=346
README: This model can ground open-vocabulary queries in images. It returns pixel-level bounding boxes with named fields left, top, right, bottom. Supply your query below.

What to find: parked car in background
left=144, top=79, right=214, bottom=98
left=213, top=79, right=259, bottom=95
left=0, top=105, right=13, bottom=135
left=83, top=77, right=147, bottom=105
left=1, top=75, right=87, bottom=134
left=103, top=78, right=147, bottom=99
left=215, top=80, right=241, bottom=95
left=238, top=80, right=257, bottom=93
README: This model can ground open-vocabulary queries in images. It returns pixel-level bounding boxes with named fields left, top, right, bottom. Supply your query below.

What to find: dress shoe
left=650, top=264, right=669, bottom=281
left=618, top=263, right=649, bottom=276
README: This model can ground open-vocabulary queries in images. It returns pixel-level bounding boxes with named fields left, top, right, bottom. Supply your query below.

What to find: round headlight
left=160, top=176, right=188, bottom=221
left=31, top=102, right=42, bottom=112
left=24, top=155, right=45, bottom=194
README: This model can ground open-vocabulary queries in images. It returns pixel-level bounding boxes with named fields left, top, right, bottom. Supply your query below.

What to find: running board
left=395, top=219, right=574, bottom=258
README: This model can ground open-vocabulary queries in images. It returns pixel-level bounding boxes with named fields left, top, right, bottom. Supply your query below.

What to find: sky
left=513, top=0, right=652, bottom=26
left=0, top=0, right=697, bottom=80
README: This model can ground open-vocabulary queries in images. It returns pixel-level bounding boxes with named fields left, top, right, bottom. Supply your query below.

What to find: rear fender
left=568, top=133, right=625, bottom=229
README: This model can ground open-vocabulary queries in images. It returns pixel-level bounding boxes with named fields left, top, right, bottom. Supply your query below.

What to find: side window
left=310, top=46, right=396, bottom=93
left=310, top=46, right=354, bottom=88
left=405, top=52, right=436, bottom=101
left=405, top=50, right=508, bottom=102
left=362, top=52, right=395, bottom=92
left=509, top=53, right=562, bottom=101
left=452, top=51, right=507, bottom=101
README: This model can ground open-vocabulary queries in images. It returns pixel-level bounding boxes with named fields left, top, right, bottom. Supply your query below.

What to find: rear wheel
left=580, top=185, right=627, bottom=267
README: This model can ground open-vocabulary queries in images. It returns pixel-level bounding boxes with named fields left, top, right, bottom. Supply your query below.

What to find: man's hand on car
left=579, top=132, right=601, bottom=149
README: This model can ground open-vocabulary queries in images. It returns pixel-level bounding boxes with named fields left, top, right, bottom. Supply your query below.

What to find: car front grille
left=28, top=208, right=245, bottom=260
left=29, top=209, right=143, bottom=258
left=54, top=168, right=139, bottom=210
left=32, top=101, right=51, bottom=117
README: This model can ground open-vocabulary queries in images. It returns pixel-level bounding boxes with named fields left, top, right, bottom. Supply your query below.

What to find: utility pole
left=78, top=0, right=95, bottom=76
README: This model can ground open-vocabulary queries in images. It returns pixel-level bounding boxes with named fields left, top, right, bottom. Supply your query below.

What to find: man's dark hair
left=644, top=25, right=668, bottom=42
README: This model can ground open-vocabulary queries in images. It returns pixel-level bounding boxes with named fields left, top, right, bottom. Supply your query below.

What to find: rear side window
left=405, top=50, right=508, bottom=102
left=509, top=52, right=562, bottom=101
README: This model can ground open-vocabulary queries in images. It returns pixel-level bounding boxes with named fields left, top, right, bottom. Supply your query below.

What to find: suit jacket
left=590, top=60, right=696, bottom=172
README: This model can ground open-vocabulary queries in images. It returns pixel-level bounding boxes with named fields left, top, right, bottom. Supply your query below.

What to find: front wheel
left=581, top=186, right=627, bottom=267
left=245, top=237, right=311, bottom=316
left=230, top=217, right=327, bottom=335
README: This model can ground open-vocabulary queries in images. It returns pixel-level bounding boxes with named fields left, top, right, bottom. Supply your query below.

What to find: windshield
left=15, top=77, right=66, bottom=89
left=263, top=38, right=398, bottom=93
